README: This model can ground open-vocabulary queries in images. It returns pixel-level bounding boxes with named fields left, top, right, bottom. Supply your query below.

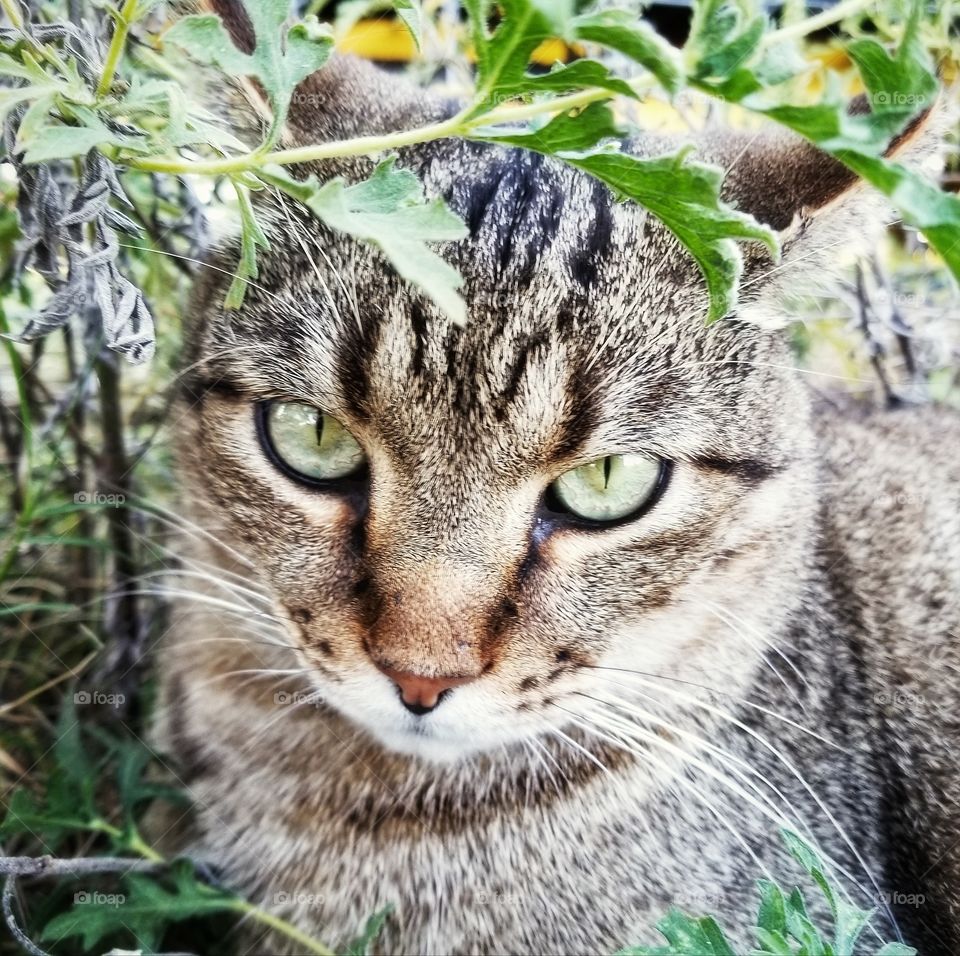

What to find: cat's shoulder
left=812, top=399, right=960, bottom=650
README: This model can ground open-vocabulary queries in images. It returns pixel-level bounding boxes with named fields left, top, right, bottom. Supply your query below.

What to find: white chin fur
left=311, top=672, right=546, bottom=764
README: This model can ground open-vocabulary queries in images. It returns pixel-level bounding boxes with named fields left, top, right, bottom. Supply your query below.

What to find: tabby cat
left=152, top=27, right=960, bottom=956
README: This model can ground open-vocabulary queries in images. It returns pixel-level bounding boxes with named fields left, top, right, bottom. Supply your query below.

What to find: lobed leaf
left=40, top=859, right=239, bottom=952
left=571, top=10, right=683, bottom=94
left=263, top=158, right=468, bottom=324
left=165, top=0, right=333, bottom=139
left=684, top=0, right=958, bottom=286
left=474, top=103, right=777, bottom=323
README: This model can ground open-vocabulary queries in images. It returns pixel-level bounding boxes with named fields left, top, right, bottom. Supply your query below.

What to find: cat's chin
left=353, top=713, right=534, bottom=764
left=371, top=727, right=488, bottom=764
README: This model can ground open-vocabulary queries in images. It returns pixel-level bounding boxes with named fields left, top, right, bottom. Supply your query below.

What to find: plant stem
left=115, top=833, right=331, bottom=952
left=763, top=0, right=877, bottom=48
left=131, top=109, right=471, bottom=175
left=125, top=0, right=871, bottom=178
left=231, top=899, right=335, bottom=956
left=0, top=0, right=23, bottom=29
left=0, top=302, right=35, bottom=584
left=97, top=0, right=140, bottom=97
left=128, top=71, right=659, bottom=177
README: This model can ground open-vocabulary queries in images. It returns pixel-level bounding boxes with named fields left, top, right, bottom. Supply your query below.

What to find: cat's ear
left=202, top=0, right=447, bottom=151
left=695, top=99, right=945, bottom=322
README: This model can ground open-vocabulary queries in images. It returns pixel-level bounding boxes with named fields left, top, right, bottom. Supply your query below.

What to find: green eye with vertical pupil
left=550, top=454, right=664, bottom=522
left=263, top=402, right=365, bottom=481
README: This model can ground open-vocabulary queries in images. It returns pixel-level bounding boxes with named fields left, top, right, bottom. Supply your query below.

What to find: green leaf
left=393, top=0, right=422, bottom=48
left=754, top=926, right=793, bottom=955
left=40, top=859, right=239, bottom=952
left=685, top=0, right=960, bottom=287
left=346, top=905, right=394, bottom=955
left=465, top=0, right=558, bottom=112
left=225, top=180, right=271, bottom=309
left=162, top=14, right=251, bottom=78
left=877, top=944, right=918, bottom=955
left=0, top=774, right=104, bottom=846
left=524, top=58, right=639, bottom=100
left=114, top=738, right=189, bottom=829
left=571, top=10, right=683, bottom=94
left=629, top=908, right=738, bottom=956
left=165, top=1, right=334, bottom=138
left=474, top=103, right=777, bottom=323
left=783, top=886, right=827, bottom=955
left=21, top=105, right=148, bottom=163
left=756, top=879, right=788, bottom=940
left=264, top=158, right=468, bottom=324
left=474, top=100, right=624, bottom=151
left=781, top=830, right=877, bottom=956
left=0, top=83, right=59, bottom=128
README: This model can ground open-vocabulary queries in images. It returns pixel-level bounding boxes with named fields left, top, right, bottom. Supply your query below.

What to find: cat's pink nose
left=377, top=665, right=476, bottom=715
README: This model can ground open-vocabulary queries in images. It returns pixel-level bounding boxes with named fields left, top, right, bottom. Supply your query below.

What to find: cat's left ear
left=696, top=98, right=947, bottom=321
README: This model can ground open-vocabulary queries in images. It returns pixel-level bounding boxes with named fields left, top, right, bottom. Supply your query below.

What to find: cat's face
left=178, top=137, right=824, bottom=762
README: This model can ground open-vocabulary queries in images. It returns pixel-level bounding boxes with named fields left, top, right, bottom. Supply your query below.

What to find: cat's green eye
left=550, top=454, right=663, bottom=522
left=262, top=402, right=365, bottom=482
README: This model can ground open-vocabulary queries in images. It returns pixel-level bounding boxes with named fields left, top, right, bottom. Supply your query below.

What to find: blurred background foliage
left=0, top=0, right=958, bottom=953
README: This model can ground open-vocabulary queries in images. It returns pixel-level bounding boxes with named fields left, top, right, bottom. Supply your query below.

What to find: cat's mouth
left=302, top=661, right=561, bottom=763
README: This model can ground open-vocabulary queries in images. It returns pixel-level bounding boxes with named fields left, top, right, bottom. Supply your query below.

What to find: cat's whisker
left=548, top=726, right=612, bottom=777
left=700, top=600, right=809, bottom=700
left=523, top=738, right=565, bottom=802
left=575, top=697, right=887, bottom=943
left=578, top=693, right=869, bottom=908
left=272, top=192, right=349, bottom=332
left=124, top=496, right=256, bottom=569
left=111, top=587, right=285, bottom=625
left=183, top=666, right=314, bottom=697
left=586, top=666, right=845, bottom=753
left=182, top=635, right=300, bottom=653
left=115, top=242, right=331, bottom=325
left=132, top=566, right=275, bottom=610
left=577, top=690, right=813, bottom=820
left=238, top=686, right=329, bottom=752
left=567, top=696, right=802, bottom=837
left=581, top=670, right=891, bottom=931
left=738, top=220, right=903, bottom=293
left=555, top=705, right=774, bottom=883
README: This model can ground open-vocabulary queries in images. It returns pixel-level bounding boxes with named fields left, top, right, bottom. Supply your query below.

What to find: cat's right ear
left=695, top=98, right=946, bottom=322
left=200, top=0, right=447, bottom=151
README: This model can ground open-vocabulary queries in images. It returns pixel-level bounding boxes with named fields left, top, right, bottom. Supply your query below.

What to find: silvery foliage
left=1, top=12, right=155, bottom=363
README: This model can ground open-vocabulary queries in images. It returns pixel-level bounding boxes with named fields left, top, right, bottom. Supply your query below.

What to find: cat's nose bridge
left=362, top=557, right=506, bottom=681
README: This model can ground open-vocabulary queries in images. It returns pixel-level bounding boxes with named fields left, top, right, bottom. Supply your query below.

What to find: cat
left=150, top=18, right=960, bottom=956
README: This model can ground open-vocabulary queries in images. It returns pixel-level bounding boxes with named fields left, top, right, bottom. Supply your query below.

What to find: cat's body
left=152, top=48, right=960, bottom=956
